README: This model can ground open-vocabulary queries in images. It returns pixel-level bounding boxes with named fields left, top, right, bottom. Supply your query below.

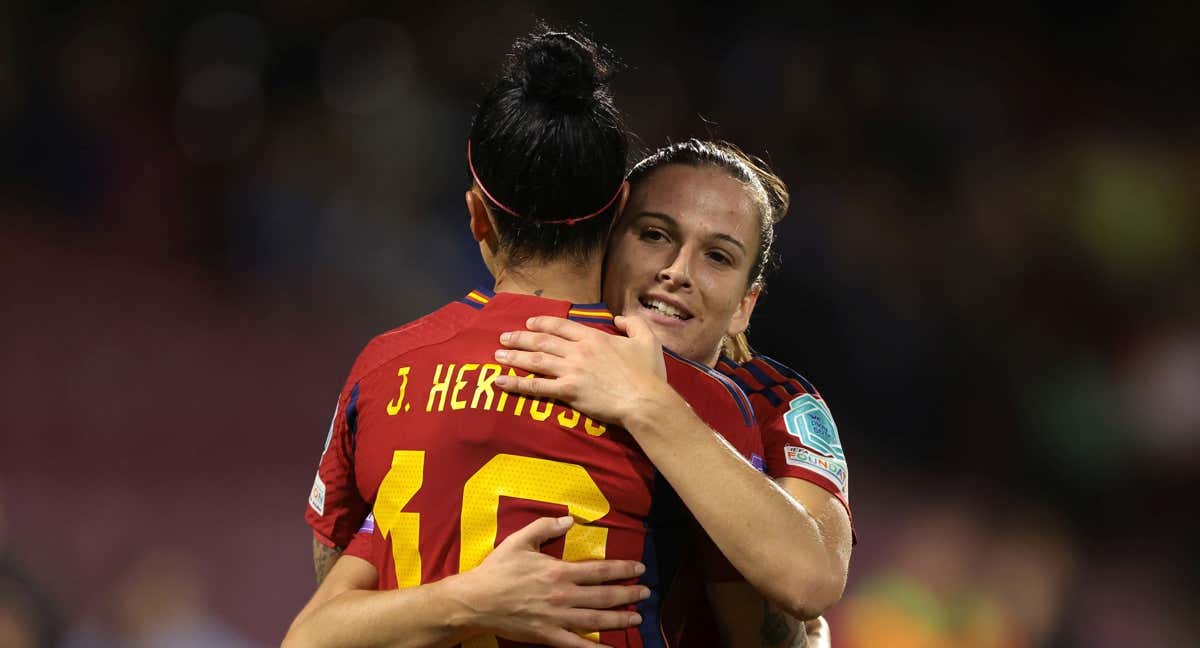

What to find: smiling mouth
left=639, top=297, right=693, bottom=320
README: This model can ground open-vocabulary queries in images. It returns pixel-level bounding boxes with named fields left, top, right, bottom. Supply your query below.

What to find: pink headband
left=467, top=140, right=624, bottom=226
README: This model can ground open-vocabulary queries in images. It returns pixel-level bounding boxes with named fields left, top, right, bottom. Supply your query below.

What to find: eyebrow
left=632, top=211, right=749, bottom=254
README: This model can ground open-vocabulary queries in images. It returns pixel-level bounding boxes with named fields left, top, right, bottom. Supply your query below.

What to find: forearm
left=284, top=575, right=480, bottom=648
left=625, top=385, right=843, bottom=618
left=490, top=317, right=848, bottom=616
left=291, top=517, right=647, bottom=648
left=708, top=581, right=805, bottom=648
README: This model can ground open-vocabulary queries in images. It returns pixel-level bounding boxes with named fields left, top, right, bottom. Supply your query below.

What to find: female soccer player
left=494, top=140, right=853, bottom=647
left=287, top=29, right=832, bottom=648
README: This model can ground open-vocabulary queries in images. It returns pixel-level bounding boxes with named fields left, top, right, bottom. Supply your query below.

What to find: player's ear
left=466, top=188, right=494, bottom=243
left=725, top=283, right=761, bottom=338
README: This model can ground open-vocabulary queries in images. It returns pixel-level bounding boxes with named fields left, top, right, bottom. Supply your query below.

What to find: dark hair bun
left=511, top=30, right=610, bottom=112
left=467, top=24, right=629, bottom=265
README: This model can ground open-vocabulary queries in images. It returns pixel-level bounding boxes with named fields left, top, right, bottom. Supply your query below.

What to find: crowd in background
left=1, top=2, right=1197, bottom=646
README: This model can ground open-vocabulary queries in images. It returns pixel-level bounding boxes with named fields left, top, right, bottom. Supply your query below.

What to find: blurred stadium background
left=1, top=1, right=1197, bottom=646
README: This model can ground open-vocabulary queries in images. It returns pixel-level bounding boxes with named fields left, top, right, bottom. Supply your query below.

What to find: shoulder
left=345, top=301, right=477, bottom=386
left=724, top=354, right=853, bottom=522
left=663, top=349, right=756, bottom=430
left=716, top=353, right=824, bottom=413
left=722, top=352, right=846, bottom=465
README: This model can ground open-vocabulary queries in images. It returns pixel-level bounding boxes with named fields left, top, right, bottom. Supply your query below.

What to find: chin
left=660, top=336, right=694, bottom=360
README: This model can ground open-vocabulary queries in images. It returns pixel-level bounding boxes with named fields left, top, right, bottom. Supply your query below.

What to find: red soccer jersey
left=665, top=355, right=854, bottom=648
left=716, top=354, right=851, bottom=522
left=305, top=288, right=760, bottom=648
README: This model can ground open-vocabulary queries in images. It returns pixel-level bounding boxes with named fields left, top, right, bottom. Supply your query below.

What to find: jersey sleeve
left=701, top=378, right=764, bottom=466
left=685, top=367, right=766, bottom=584
left=342, top=514, right=376, bottom=563
left=664, top=351, right=764, bottom=467
left=719, top=355, right=853, bottom=526
left=305, top=380, right=368, bottom=549
left=664, top=352, right=765, bottom=583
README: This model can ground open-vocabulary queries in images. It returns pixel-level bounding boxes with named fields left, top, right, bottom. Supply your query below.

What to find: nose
left=656, top=251, right=692, bottom=290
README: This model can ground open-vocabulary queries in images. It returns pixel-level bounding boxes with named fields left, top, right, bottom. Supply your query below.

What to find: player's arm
left=284, top=517, right=649, bottom=648
left=495, top=316, right=850, bottom=620
left=285, top=552, right=486, bottom=648
left=703, top=479, right=843, bottom=647
left=313, top=539, right=342, bottom=584
left=706, top=580, right=804, bottom=648
left=306, top=388, right=369, bottom=582
left=706, top=584, right=831, bottom=648
left=705, top=483, right=843, bottom=647
left=703, top=595, right=828, bottom=648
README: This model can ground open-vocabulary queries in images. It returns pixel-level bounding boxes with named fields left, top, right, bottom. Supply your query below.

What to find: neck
left=492, top=256, right=603, bottom=304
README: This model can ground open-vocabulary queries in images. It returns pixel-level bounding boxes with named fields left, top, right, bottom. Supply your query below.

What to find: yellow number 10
left=374, top=452, right=613, bottom=645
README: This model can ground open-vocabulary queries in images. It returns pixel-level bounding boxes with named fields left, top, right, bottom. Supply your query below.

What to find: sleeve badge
left=783, top=394, right=844, bottom=460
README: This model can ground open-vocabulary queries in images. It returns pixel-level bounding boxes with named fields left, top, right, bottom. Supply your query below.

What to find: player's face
left=604, top=164, right=761, bottom=367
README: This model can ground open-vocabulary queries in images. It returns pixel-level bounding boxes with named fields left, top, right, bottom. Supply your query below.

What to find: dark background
left=1, top=1, right=1197, bottom=646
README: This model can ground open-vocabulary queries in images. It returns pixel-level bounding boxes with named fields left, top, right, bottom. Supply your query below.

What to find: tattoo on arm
left=761, top=601, right=802, bottom=648
left=313, top=540, right=343, bottom=584
left=533, top=289, right=544, bottom=296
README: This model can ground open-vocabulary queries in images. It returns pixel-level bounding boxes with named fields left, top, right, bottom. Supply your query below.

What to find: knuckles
left=543, top=562, right=568, bottom=581
left=578, top=611, right=604, bottom=630
left=558, top=379, right=578, bottom=399
left=544, top=589, right=568, bottom=608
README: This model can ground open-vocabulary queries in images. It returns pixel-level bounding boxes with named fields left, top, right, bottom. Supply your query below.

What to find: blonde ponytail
left=721, top=332, right=754, bottom=363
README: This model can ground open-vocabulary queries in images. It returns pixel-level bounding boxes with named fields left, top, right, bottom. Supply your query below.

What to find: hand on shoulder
left=493, top=315, right=673, bottom=425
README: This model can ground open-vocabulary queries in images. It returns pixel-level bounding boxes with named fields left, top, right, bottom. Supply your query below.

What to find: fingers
left=524, top=609, right=643, bottom=648
left=495, top=348, right=568, bottom=378
left=807, top=615, right=829, bottom=640
left=526, top=316, right=590, bottom=341
left=540, top=627, right=621, bottom=648
left=570, top=584, right=652, bottom=610
left=500, top=516, right=574, bottom=550
left=561, top=609, right=643, bottom=633
left=613, top=315, right=649, bottom=338
left=614, top=315, right=662, bottom=348
left=612, top=315, right=643, bottom=336
left=492, top=371, right=566, bottom=400
left=500, top=330, right=573, bottom=357
left=567, top=559, right=646, bottom=585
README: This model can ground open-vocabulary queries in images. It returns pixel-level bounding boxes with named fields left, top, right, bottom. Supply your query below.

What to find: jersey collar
left=458, top=287, right=615, bottom=325
left=457, top=286, right=495, bottom=310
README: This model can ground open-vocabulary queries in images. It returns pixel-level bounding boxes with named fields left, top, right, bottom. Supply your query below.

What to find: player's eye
left=639, top=227, right=669, bottom=243
left=707, top=249, right=734, bottom=266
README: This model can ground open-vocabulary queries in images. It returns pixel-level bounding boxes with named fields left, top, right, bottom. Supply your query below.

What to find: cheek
left=607, top=257, right=640, bottom=288
left=694, top=269, right=729, bottom=302
left=606, top=233, right=642, bottom=272
left=699, top=274, right=745, bottom=320
left=613, top=241, right=664, bottom=283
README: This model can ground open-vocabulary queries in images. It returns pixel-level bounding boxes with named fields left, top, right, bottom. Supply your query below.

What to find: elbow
left=774, top=561, right=848, bottom=621
left=282, top=616, right=319, bottom=648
